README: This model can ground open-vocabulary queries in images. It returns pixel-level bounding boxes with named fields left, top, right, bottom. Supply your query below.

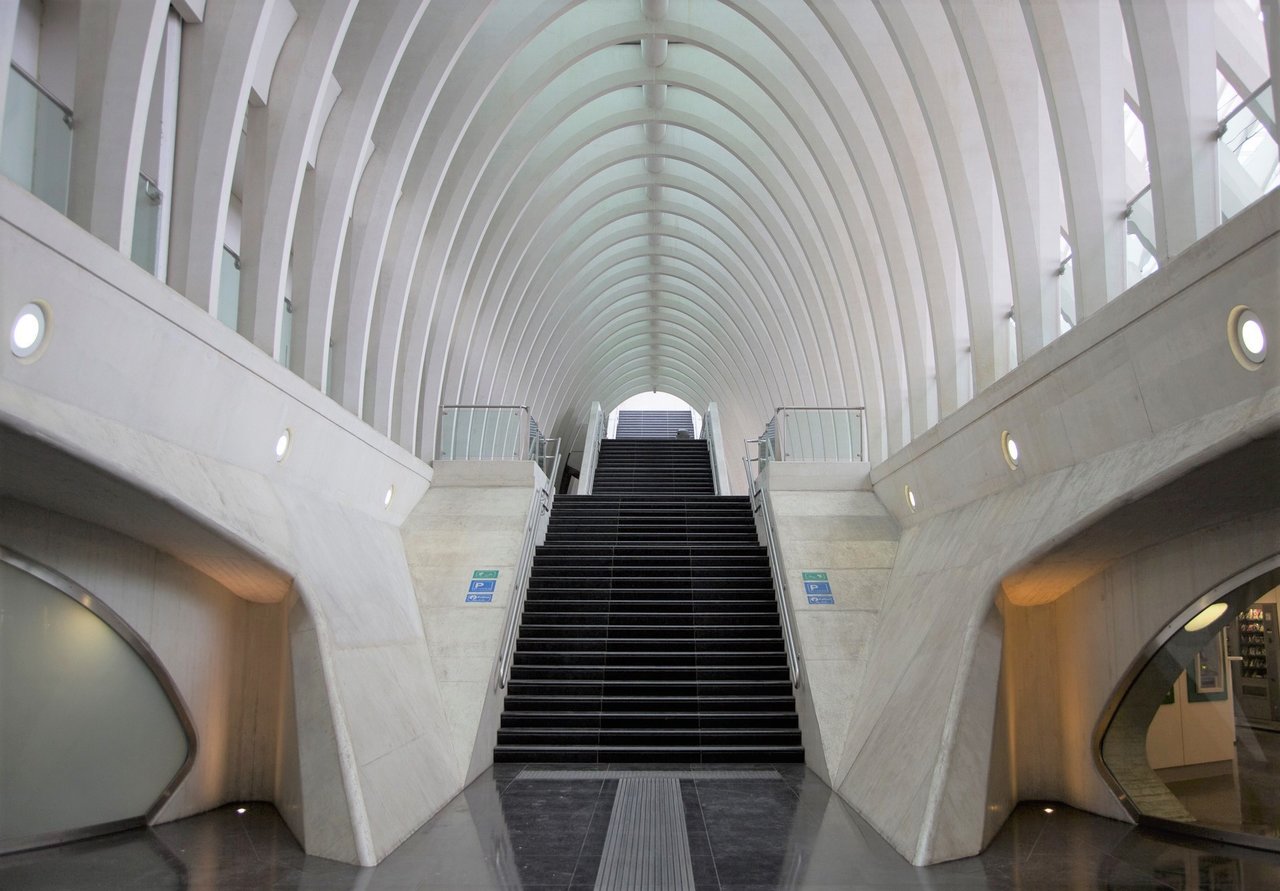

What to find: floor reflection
left=2, top=764, right=1280, bottom=889
left=1164, top=727, right=1280, bottom=839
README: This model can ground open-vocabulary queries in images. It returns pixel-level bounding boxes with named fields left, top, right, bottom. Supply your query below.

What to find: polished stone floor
left=1164, top=726, right=1280, bottom=839
left=4, top=764, right=1280, bottom=890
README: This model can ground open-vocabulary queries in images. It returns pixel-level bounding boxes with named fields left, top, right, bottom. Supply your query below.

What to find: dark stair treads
left=493, top=438, right=801, bottom=764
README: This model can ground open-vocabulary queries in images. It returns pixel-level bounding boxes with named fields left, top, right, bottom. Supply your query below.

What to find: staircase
left=590, top=439, right=716, bottom=495
left=495, top=435, right=802, bottom=763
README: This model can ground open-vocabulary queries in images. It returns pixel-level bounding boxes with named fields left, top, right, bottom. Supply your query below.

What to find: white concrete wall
left=833, top=191, right=1279, bottom=865
left=0, top=179, right=508, bottom=866
left=402, top=461, right=547, bottom=784
left=0, top=499, right=290, bottom=823
left=760, top=461, right=897, bottom=784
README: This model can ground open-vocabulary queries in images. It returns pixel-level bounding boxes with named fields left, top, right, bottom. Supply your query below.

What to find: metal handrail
left=9, top=63, right=73, bottom=123
left=743, top=439, right=801, bottom=689
left=1218, top=78, right=1274, bottom=135
left=496, top=442, right=561, bottom=690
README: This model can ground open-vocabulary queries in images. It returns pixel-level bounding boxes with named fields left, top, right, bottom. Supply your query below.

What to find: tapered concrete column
left=1023, top=0, right=1128, bottom=317
left=1121, top=0, right=1219, bottom=259
left=166, top=0, right=275, bottom=314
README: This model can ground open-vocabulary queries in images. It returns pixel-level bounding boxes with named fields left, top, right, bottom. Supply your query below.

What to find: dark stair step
left=499, top=711, right=799, bottom=729
left=493, top=744, right=805, bottom=764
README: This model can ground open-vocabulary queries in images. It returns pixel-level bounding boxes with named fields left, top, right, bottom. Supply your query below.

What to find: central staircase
left=494, top=432, right=802, bottom=763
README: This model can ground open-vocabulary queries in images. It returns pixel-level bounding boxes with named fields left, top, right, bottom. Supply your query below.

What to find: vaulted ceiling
left=48, top=0, right=1280, bottom=463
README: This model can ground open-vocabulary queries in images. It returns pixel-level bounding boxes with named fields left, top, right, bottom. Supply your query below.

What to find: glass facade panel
left=1219, top=83, right=1278, bottom=221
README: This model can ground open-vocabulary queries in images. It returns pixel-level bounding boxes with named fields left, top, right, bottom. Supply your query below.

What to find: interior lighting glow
left=1240, top=317, right=1266, bottom=358
left=905, top=485, right=918, bottom=512
left=1001, top=431, right=1021, bottom=469
left=1229, top=306, right=1267, bottom=367
left=236, top=806, right=247, bottom=815
left=384, top=485, right=394, bottom=508
left=274, top=429, right=291, bottom=462
left=10, top=302, right=47, bottom=358
left=1183, top=602, right=1229, bottom=633
left=1043, top=807, right=1054, bottom=814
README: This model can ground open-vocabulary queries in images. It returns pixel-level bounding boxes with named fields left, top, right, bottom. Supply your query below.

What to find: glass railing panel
left=1219, top=83, right=1278, bottom=221
left=1, top=66, right=72, bottom=214
left=438, top=407, right=525, bottom=461
left=1125, top=187, right=1158, bottom=289
left=773, top=408, right=864, bottom=462
left=1058, top=256, right=1076, bottom=334
left=217, top=247, right=241, bottom=331
left=131, top=175, right=161, bottom=274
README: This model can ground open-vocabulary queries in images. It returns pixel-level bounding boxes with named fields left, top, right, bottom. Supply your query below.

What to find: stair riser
left=500, top=713, right=799, bottom=729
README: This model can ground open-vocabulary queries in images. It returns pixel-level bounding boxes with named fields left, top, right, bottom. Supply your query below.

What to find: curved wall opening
left=1099, top=563, right=1280, bottom=851
left=606, top=391, right=702, bottom=439
left=0, top=550, right=195, bottom=854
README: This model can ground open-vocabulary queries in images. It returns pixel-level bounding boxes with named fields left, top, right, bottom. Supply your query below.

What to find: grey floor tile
left=6, top=766, right=1280, bottom=891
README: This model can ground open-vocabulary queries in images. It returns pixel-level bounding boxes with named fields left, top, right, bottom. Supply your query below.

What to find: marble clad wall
left=0, top=183, right=460, bottom=866
left=760, top=462, right=898, bottom=784
left=831, top=193, right=1279, bottom=865
left=400, top=461, right=548, bottom=786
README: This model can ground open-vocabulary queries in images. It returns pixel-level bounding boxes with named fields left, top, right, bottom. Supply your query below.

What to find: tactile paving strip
left=593, top=777, right=695, bottom=891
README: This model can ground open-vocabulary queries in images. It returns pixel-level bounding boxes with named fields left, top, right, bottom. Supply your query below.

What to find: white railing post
left=577, top=402, right=604, bottom=494
left=703, top=402, right=732, bottom=495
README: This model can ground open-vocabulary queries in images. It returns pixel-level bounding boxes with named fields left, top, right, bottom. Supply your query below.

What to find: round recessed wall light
left=383, top=485, right=395, bottom=508
left=236, top=806, right=247, bottom=815
left=1228, top=305, right=1267, bottom=368
left=1000, top=430, right=1021, bottom=469
left=274, top=429, right=292, bottom=462
left=904, top=484, right=918, bottom=512
left=1183, top=602, right=1229, bottom=633
left=10, top=302, right=48, bottom=359
left=1043, top=807, right=1055, bottom=815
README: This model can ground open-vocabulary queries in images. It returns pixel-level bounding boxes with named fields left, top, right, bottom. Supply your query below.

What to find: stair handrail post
left=578, top=402, right=604, bottom=494
left=495, top=451, right=556, bottom=691
left=743, top=439, right=802, bottom=690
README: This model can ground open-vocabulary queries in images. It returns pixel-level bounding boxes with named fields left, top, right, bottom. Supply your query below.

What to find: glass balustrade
left=1125, top=187, right=1158, bottom=289
left=1, top=65, right=72, bottom=214
left=131, top=174, right=162, bottom=274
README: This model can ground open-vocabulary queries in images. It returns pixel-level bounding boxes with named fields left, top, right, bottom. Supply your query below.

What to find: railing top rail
left=773, top=405, right=865, bottom=412
left=1219, top=77, right=1273, bottom=130
left=440, top=404, right=530, bottom=411
left=8, top=62, right=74, bottom=120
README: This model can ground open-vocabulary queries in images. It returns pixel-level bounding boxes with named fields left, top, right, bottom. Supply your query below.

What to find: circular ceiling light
left=384, top=485, right=395, bottom=508
left=274, top=429, right=292, bottom=462
left=904, top=484, right=918, bottom=512
left=10, top=302, right=48, bottom=359
left=1000, top=430, right=1021, bottom=469
left=1183, top=602, right=1229, bottom=633
left=1228, top=306, right=1267, bottom=368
